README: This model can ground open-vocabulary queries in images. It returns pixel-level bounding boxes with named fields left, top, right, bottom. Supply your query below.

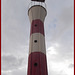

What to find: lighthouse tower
left=27, top=0, right=48, bottom=75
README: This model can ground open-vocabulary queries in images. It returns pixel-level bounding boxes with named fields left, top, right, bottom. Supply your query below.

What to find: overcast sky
left=1, top=0, right=74, bottom=75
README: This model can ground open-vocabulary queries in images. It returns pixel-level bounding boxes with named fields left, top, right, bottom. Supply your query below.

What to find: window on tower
left=34, top=63, right=38, bottom=66
left=34, top=40, right=37, bottom=43
left=35, top=24, right=37, bottom=27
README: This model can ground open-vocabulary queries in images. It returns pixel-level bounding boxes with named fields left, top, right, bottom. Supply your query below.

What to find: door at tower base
left=31, top=0, right=45, bottom=2
left=27, top=52, right=48, bottom=75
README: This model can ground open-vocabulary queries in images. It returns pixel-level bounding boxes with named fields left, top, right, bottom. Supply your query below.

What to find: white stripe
left=29, top=33, right=46, bottom=54
left=28, top=5, right=47, bottom=23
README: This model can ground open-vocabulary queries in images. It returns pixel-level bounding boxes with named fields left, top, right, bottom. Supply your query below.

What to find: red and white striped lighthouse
left=27, top=1, right=48, bottom=75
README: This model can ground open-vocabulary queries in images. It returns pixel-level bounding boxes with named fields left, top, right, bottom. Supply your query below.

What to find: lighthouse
left=27, top=0, right=48, bottom=75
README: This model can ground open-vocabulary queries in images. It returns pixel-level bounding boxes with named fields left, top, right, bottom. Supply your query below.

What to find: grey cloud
left=1, top=73, right=8, bottom=75
left=49, top=6, right=73, bottom=42
left=57, top=6, right=74, bottom=30
left=48, top=66, right=67, bottom=75
left=45, top=6, right=74, bottom=63
left=2, top=1, right=29, bottom=74
left=2, top=0, right=30, bottom=57
left=45, top=0, right=74, bottom=42
left=68, top=63, right=74, bottom=68
left=12, top=68, right=27, bottom=75
left=1, top=55, right=25, bottom=71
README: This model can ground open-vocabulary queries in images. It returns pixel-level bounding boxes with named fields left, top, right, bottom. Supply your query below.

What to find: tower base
left=27, top=52, right=48, bottom=75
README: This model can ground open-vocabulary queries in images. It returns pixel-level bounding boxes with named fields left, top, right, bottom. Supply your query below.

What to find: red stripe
left=30, top=19, right=45, bottom=36
left=27, top=52, right=48, bottom=75
left=0, top=0, right=1, bottom=74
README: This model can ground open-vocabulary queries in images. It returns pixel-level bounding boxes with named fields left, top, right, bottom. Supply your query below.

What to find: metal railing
left=28, top=1, right=47, bottom=10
